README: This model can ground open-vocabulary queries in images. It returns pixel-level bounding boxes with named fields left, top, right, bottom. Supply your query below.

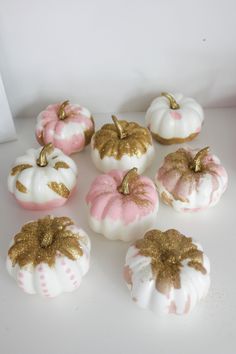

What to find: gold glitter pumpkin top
left=8, top=216, right=83, bottom=267
left=93, top=116, right=153, bottom=160
left=135, top=229, right=206, bottom=294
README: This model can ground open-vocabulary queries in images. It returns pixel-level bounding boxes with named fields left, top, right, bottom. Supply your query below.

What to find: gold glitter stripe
left=54, top=161, right=70, bottom=170
left=11, top=164, right=32, bottom=176
left=47, top=182, right=70, bottom=198
left=16, top=180, right=27, bottom=193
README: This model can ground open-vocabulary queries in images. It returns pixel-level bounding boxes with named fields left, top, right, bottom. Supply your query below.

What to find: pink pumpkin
left=35, top=100, right=95, bottom=155
left=156, top=147, right=228, bottom=212
left=86, top=168, right=159, bottom=241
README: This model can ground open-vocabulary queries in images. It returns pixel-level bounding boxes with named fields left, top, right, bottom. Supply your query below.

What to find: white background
left=0, top=0, right=236, bottom=118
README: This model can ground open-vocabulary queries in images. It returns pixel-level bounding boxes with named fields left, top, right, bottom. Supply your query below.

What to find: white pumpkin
left=145, top=92, right=204, bottom=144
left=7, top=216, right=91, bottom=298
left=124, top=229, right=210, bottom=316
left=91, top=115, right=154, bottom=173
left=8, top=143, right=78, bottom=210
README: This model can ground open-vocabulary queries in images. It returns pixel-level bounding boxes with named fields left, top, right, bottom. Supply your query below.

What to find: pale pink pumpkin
left=156, top=147, right=228, bottom=212
left=35, top=100, right=94, bottom=155
left=86, top=168, right=159, bottom=241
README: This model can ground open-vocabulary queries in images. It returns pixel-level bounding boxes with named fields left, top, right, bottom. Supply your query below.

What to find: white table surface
left=0, top=110, right=235, bottom=354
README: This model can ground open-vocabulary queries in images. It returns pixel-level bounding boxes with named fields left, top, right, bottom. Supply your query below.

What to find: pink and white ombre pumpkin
left=145, top=92, right=204, bottom=144
left=8, top=143, right=78, bottom=210
left=156, top=147, right=228, bottom=212
left=124, top=229, right=210, bottom=316
left=35, top=100, right=94, bottom=155
left=86, top=168, right=159, bottom=242
left=7, top=216, right=91, bottom=298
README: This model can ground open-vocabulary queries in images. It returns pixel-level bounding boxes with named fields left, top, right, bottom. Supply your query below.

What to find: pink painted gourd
left=156, top=147, right=228, bottom=212
left=35, top=100, right=94, bottom=155
left=86, top=168, right=159, bottom=241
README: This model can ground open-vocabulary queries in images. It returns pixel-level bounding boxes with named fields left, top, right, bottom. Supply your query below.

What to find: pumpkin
left=124, top=229, right=210, bottom=315
left=91, top=116, right=154, bottom=173
left=6, top=215, right=91, bottom=298
left=8, top=143, right=78, bottom=210
left=86, top=168, right=159, bottom=241
left=145, top=92, right=204, bottom=144
left=35, top=100, right=95, bottom=155
left=156, top=147, right=228, bottom=212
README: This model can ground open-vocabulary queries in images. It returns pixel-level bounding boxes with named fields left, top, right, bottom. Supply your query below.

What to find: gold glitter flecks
left=135, top=229, right=206, bottom=295
left=47, top=182, right=70, bottom=198
left=160, top=148, right=212, bottom=200
left=53, top=161, right=70, bottom=170
left=84, top=116, right=95, bottom=146
left=161, top=191, right=173, bottom=206
left=16, top=180, right=27, bottom=193
left=93, top=118, right=152, bottom=160
left=11, top=164, right=32, bottom=176
left=8, top=215, right=83, bottom=267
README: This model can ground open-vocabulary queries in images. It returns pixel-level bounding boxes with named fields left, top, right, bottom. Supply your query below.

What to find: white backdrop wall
left=0, top=0, right=236, bottom=118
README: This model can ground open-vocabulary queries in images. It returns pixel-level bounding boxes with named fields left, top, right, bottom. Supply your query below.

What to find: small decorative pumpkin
left=8, top=143, right=78, bottom=210
left=6, top=216, right=91, bottom=298
left=35, top=100, right=94, bottom=155
left=145, top=92, right=204, bottom=144
left=91, top=116, right=154, bottom=173
left=124, top=229, right=210, bottom=315
left=156, top=147, right=228, bottom=212
left=86, top=168, right=159, bottom=241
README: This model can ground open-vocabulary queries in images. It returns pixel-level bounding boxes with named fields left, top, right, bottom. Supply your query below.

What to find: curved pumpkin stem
left=112, top=115, right=127, bottom=139
left=161, top=92, right=180, bottom=110
left=118, top=168, right=138, bottom=195
left=36, top=143, right=54, bottom=167
left=190, top=147, right=209, bottom=172
left=58, top=100, right=70, bottom=120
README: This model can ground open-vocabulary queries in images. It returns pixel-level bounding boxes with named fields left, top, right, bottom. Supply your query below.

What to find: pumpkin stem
left=112, top=115, right=127, bottom=139
left=161, top=92, right=180, bottom=110
left=36, top=143, right=54, bottom=167
left=118, top=168, right=138, bottom=195
left=190, top=147, right=209, bottom=172
left=58, top=100, right=70, bottom=120
left=40, top=231, right=54, bottom=248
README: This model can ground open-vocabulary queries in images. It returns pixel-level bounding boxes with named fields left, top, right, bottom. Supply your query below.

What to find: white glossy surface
left=0, top=110, right=235, bottom=354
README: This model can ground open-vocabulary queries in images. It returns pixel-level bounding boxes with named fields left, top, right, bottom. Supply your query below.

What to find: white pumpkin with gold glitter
left=6, top=216, right=91, bottom=298
left=156, top=147, right=228, bottom=212
left=145, top=92, right=204, bottom=144
left=8, top=143, right=78, bottom=210
left=86, top=168, right=159, bottom=242
left=124, top=229, right=210, bottom=315
left=91, top=116, right=154, bottom=173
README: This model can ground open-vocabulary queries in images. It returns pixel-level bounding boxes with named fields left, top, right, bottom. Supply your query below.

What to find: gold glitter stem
left=161, top=92, right=180, bottom=110
left=190, top=147, right=209, bottom=172
left=118, top=168, right=138, bottom=195
left=112, top=115, right=127, bottom=139
left=40, top=231, right=54, bottom=248
left=58, top=100, right=70, bottom=120
left=36, top=143, right=54, bottom=167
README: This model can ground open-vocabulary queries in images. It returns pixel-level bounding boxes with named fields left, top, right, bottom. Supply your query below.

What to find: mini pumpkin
left=8, top=143, right=78, bottom=210
left=6, top=215, right=91, bottom=298
left=86, top=168, right=159, bottom=241
left=124, top=229, right=210, bottom=315
left=35, top=100, right=94, bottom=155
left=156, top=147, right=228, bottom=212
left=91, top=116, right=154, bottom=173
left=145, top=92, right=204, bottom=144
